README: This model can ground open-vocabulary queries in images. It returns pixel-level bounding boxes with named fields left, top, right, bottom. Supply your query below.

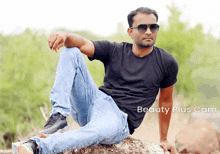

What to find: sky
left=0, top=0, right=220, bottom=38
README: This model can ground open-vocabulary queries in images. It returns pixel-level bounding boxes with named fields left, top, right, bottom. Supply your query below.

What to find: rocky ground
left=7, top=95, right=212, bottom=154
left=59, top=137, right=167, bottom=154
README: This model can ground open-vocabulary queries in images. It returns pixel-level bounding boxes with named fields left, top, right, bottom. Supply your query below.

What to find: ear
left=127, top=28, right=133, bottom=39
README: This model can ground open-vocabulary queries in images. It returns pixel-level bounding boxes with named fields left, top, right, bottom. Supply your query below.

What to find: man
left=14, top=7, right=178, bottom=154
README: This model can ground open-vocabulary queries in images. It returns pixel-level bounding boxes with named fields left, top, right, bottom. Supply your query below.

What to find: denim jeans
left=32, top=47, right=130, bottom=154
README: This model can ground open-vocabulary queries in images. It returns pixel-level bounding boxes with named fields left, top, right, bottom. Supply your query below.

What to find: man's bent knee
left=61, top=47, right=81, bottom=57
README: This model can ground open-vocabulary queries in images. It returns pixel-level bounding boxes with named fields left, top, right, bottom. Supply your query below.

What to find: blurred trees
left=156, top=5, right=220, bottom=106
left=0, top=29, right=59, bottom=148
left=0, top=5, right=219, bottom=149
left=0, top=29, right=105, bottom=149
left=156, top=6, right=204, bottom=101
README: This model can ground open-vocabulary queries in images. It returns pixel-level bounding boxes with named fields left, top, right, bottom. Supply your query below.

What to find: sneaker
left=14, top=139, right=39, bottom=154
left=12, top=141, right=26, bottom=154
left=39, top=112, right=69, bottom=136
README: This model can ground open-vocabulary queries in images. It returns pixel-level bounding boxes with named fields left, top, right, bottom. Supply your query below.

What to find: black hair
left=127, top=7, right=158, bottom=27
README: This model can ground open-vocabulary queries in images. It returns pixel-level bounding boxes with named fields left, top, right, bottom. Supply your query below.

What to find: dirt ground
left=132, top=103, right=190, bottom=145
left=67, top=95, right=191, bottom=146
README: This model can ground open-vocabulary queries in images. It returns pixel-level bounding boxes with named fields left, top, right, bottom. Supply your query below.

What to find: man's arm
left=47, top=31, right=95, bottom=57
left=158, top=84, right=174, bottom=151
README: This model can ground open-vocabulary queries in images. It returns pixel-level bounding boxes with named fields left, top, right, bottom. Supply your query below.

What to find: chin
left=142, top=41, right=155, bottom=47
left=141, top=43, right=154, bottom=48
left=135, top=40, right=155, bottom=48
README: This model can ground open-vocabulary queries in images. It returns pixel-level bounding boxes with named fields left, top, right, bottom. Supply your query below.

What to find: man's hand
left=160, top=140, right=178, bottom=154
left=48, top=31, right=67, bottom=52
left=47, top=31, right=95, bottom=57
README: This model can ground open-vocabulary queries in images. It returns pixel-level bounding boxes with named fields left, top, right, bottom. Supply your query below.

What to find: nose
left=145, top=27, right=152, bottom=35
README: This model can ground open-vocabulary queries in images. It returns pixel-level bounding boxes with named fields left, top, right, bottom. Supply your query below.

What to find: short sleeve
left=88, top=40, right=114, bottom=63
left=160, top=58, right=179, bottom=88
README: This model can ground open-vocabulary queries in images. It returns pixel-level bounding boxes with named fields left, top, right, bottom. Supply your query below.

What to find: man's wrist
left=160, top=139, right=168, bottom=143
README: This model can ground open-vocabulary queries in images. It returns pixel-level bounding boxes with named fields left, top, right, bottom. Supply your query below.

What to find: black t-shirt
left=89, top=41, right=178, bottom=134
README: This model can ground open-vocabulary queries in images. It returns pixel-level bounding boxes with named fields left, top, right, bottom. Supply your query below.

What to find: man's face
left=128, top=13, right=158, bottom=48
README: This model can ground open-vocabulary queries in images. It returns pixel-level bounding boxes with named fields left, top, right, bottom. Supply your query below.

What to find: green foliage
left=84, top=56, right=105, bottom=87
left=106, top=23, right=132, bottom=43
left=190, top=34, right=220, bottom=108
left=155, top=5, right=220, bottom=107
left=0, top=29, right=59, bottom=149
left=0, top=4, right=219, bottom=150
left=0, top=29, right=105, bottom=149
left=156, top=6, right=204, bottom=100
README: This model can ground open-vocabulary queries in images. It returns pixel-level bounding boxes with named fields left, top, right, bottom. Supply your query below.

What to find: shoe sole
left=12, top=142, right=20, bottom=154
left=12, top=126, right=69, bottom=153
left=12, top=141, right=26, bottom=154
left=17, top=145, right=33, bottom=154
left=39, top=125, right=69, bottom=138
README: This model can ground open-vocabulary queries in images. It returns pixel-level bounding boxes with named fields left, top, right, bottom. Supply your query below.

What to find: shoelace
left=44, top=114, right=59, bottom=127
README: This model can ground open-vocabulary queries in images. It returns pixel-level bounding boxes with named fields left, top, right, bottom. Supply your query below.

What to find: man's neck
left=132, top=44, right=153, bottom=58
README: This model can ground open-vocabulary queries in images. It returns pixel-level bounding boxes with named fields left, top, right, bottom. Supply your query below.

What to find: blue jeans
left=32, top=47, right=130, bottom=154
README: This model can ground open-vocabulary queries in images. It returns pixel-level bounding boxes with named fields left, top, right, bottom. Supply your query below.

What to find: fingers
left=47, top=32, right=65, bottom=52
left=160, top=142, right=178, bottom=154
left=169, top=146, right=178, bottom=154
left=55, top=42, right=64, bottom=52
left=160, top=141, right=169, bottom=153
left=52, top=37, right=62, bottom=52
left=161, top=144, right=168, bottom=152
left=160, top=140, right=168, bottom=149
left=48, top=33, right=57, bottom=50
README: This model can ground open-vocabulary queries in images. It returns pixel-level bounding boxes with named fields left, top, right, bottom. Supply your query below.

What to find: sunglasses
left=130, top=24, right=160, bottom=33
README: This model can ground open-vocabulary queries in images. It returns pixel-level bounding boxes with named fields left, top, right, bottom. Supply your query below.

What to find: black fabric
left=89, top=41, right=178, bottom=134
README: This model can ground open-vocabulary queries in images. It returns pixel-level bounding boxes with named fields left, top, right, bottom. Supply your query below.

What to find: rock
left=189, top=111, right=220, bottom=131
left=59, top=136, right=169, bottom=154
left=175, top=119, right=219, bottom=154
left=188, top=111, right=220, bottom=148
